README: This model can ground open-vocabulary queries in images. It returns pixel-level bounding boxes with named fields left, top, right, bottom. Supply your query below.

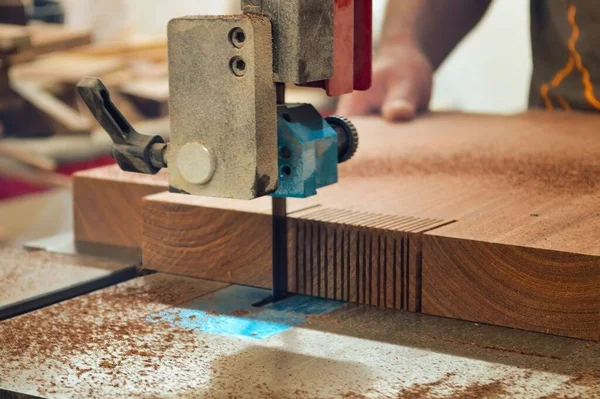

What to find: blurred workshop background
left=0, top=0, right=531, bottom=246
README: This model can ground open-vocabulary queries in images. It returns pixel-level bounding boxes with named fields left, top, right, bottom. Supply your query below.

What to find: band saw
left=77, top=0, right=372, bottom=302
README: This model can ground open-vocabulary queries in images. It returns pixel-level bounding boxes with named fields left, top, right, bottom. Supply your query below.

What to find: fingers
left=382, top=80, right=421, bottom=122
left=382, top=97, right=417, bottom=121
left=336, top=45, right=433, bottom=122
left=336, top=66, right=431, bottom=122
left=381, top=60, right=432, bottom=122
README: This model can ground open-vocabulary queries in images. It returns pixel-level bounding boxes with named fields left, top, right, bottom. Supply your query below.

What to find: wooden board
left=312, top=112, right=599, bottom=340
left=285, top=207, right=448, bottom=310
left=143, top=193, right=279, bottom=289
left=73, top=166, right=168, bottom=251
left=142, top=192, right=448, bottom=310
left=10, top=80, right=94, bottom=134
left=7, top=23, right=91, bottom=64
left=11, top=54, right=123, bottom=84
left=73, top=111, right=600, bottom=340
left=0, top=23, right=30, bottom=52
left=119, top=78, right=169, bottom=117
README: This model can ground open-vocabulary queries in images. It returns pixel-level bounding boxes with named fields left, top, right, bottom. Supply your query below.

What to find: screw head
left=279, top=146, right=292, bottom=160
left=177, top=143, right=215, bottom=185
left=230, top=56, right=247, bottom=77
left=229, top=27, right=246, bottom=48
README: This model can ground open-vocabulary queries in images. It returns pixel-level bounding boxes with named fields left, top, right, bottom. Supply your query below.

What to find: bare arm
left=338, top=0, right=492, bottom=121
left=381, top=0, right=492, bottom=69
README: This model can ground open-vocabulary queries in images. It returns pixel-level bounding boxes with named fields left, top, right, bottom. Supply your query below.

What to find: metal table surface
left=1, top=272, right=599, bottom=399
left=0, top=245, right=137, bottom=321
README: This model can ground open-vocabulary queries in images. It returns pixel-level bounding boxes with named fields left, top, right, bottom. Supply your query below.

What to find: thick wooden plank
left=73, top=165, right=168, bottom=250
left=7, top=23, right=91, bottom=64
left=332, top=113, right=599, bottom=339
left=142, top=193, right=326, bottom=289
left=423, top=237, right=600, bottom=341
left=75, top=112, right=599, bottom=340
left=142, top=195, right=448, bottom=310
left=10, top=80, right=94, bottom=134
left=143, top=193, right=274, bottom=288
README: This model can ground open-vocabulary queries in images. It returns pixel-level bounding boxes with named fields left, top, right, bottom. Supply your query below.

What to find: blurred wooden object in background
left=0, top=0, right=28, bottom=26
left=0, top=21, right=92, bottom=136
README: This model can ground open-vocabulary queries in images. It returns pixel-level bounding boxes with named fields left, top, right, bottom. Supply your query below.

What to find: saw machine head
left=77, top=0, right=372, bottom=200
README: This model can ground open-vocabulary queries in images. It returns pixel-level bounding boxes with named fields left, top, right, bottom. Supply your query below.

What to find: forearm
left=380, top=0, right=492, bottom=69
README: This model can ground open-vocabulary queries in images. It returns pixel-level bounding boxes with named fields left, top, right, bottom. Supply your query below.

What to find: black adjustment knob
left=325, top=116, right=359, bottom=164
left=77, top=77, right=167, bottom=175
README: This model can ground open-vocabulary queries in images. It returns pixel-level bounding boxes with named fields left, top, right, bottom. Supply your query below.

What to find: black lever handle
left=77, top=77, right=167, bottom=175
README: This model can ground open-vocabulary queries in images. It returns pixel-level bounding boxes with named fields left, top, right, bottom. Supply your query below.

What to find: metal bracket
left=273, top=105, right=359, bottom=198
left=242, top=0, right=334, bottom=84
left=167, top=14, right=278, bottom=199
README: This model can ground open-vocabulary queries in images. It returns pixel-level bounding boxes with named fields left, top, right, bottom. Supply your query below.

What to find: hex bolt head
left=177, top=143, right=215, bottom=185
left=229, top=27, right=246, bottom=48
left=230, top=56, right=247, bottom=77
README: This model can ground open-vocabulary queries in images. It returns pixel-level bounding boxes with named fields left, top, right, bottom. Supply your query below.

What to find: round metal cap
left=177, top=143, right=216, bottom=185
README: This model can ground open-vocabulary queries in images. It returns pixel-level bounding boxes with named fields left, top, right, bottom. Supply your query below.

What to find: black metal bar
left=0, top=267, right=139, bottom=321
left=0, top=390, right=44, bottom=399
left=272, top=197, right=288, bottom=301
left=272, top=83, right=288, bottom=302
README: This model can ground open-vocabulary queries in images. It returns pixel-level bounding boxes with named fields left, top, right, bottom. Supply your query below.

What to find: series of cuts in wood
left=288, top=207, right=449, bottom=310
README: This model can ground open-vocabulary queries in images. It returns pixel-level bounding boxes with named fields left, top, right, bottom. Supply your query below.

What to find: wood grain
left=73, top=165, right=168, bottom=250
left=143, top=193, right=275, bottom=288
left=287, top=207, right=448, bottom=309
left=422, top=237, right=600, bottom=341
left=327, top=112, right=597, bottom=341
left=142, top=193, right=448, bottom=309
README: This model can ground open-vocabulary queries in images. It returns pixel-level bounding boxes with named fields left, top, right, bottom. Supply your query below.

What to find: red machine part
left=307, top=0, right=373, bottom=96
left=353, top=0, right=373, bottom=91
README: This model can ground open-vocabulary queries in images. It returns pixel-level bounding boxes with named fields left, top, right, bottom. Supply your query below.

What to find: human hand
left=337, top=43, right=433, bottom=121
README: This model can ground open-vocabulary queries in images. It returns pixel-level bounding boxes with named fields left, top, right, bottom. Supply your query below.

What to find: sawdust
left=0, top=247, right=125, bottom=305
left=448, top=381, right=508, bottom=398
left=566, top=369, right=600, bottom=386
left=395, top=377, right=511, bottom=399
left=230, top=309, right=252, bottom=317
left=340, top=153, right=600, bottom=194
left=340, top=392, right=370, bottom=399
left=395, top=373, right=456, bottom=399
left=0, top=274, right=216, bottom=398
left=2, top=271, right=599, bottom=398
left=422, top=333, right=562, bottom=360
